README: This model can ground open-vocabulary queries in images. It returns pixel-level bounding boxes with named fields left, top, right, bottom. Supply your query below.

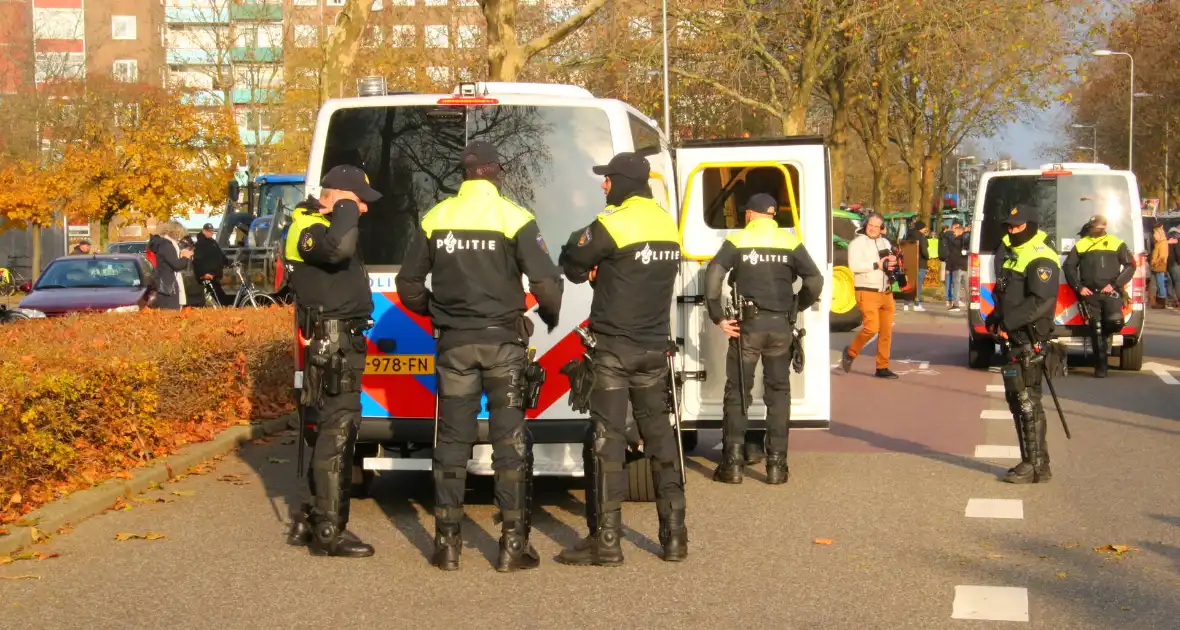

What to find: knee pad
left=631, top=384, right=667, bottom=423
left=591, top=421, right=626, bottom=459
left=491, top=425, right=527, bottom=461
left=485, top=374, right=522, bottom=411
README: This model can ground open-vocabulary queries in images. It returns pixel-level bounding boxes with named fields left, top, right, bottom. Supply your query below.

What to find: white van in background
left=965, top=163, right=1147, bottom=370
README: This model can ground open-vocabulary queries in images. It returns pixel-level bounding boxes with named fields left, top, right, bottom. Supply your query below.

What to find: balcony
left=182, top=89, right=226, bottom=107
left=166, top=49, right=228, bottom=65
left=164, top=7, right=229, bottom=24
left=239, top=128, right=283, bottom=146
left=230, top=47, right=281, bottom=63
left=230, top=2, right=283, bottom=22
left=231, top=88, right=279, bottom=104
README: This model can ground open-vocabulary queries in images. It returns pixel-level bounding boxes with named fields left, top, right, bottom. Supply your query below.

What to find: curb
left=0, top=413, right=296, bottom=557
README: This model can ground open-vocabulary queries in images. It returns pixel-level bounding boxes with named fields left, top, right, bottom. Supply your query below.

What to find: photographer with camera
left=840, top=212, right=899, bottom=379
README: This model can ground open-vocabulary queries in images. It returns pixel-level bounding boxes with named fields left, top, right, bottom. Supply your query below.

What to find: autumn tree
left=0, top=77, right=242, bottom=247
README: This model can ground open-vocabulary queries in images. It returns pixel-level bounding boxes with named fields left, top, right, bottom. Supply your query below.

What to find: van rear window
left=319, top=104, right=615, bottom=267
left=978, top=174, right=1134, bottom=254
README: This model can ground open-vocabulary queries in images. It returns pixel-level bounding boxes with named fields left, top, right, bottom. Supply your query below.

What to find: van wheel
left=830, top=265, right=862, bottom=332
left=968, top=335, right=994, bottom=370
left=625, top=454, right=656, bottom=502
left=1118, top=337, right=1144, bottom=371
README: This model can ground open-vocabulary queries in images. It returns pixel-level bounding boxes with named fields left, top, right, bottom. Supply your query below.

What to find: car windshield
left=319, top=103, right=616, bottom=266
left=977, top=173, right=1135, bottom=254
left=37, top=259, right=142, bottom=289
left=259, top=182, right=305, bottom=218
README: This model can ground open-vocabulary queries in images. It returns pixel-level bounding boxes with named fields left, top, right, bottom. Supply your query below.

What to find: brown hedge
left=0, top=306, right=295, bottom=523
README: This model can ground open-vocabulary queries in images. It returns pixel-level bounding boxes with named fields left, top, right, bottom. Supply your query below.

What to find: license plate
left=364, top=354, right=434, bottom=375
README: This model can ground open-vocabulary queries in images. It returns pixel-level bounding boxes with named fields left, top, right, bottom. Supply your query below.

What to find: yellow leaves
left=29, top=527, right=48, bottom=544
left=169, top=490, right=196, bottom=497
left=813, top=538, right=834, bottom=545
left=1094, top=544, right=1138, bottom=556
left=0, top=550, right=58, bottom=564
left=1055, top=572, right=1067, bottom=579
left=114, top=531, right=165, bottom=542
left=5, top=492, right=20, bottom=506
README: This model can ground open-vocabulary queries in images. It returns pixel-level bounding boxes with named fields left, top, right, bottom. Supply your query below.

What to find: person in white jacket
left=839, top=212, right=899, bottom=379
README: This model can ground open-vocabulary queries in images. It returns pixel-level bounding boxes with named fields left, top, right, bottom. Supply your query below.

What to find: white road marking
left=965, top=498, right=1024, bottom=519
left=952, top=585, right=1029, bottom=622
left=974, top=445, right=1021, bottom=459
left=1141, top=361, right=1180, bottom=385
left=986, top=384, right=1005, bottom=393
left=980, top=409, right=1011, bottom=420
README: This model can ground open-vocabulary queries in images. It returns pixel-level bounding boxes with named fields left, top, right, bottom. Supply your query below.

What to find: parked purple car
left=18, top=254, right=156, bottom=317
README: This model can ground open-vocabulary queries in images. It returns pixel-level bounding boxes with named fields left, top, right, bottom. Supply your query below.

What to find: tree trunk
left=30, top=224, right=42, bottom=282
left=489, top=51, right=527, bottom=82
left=319, top=0, right=374, bottom=105
left=871, top=163, right=889, bottom=210
left=826, top=81, right=851, bottom=207
left=919, top=153, right=940, bottom=223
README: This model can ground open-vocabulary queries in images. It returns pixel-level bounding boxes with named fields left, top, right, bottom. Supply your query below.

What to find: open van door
left=674, top=138, right=832, bottom=430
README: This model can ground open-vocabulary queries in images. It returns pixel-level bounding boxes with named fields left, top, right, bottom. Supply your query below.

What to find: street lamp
left=1072, top=123, right=1097, bottom=161
left=1093, top=49, right=1134, bottom=171
left=660, top=0, right=670, bottom=138
left=956, top=155, right=976, bottom=211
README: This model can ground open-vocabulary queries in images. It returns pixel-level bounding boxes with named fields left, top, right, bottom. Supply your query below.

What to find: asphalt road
left=2, top=306, right=1178, bottom=629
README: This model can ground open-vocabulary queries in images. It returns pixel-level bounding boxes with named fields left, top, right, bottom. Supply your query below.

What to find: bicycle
left=0, top=268, right=31, bottom=297
left=229, top=262, right=278, bottom=309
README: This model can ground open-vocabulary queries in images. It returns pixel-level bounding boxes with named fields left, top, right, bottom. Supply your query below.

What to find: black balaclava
left=605, top=173, right=652, bottom=207
left=1009, top=222, right=1039, bottom=248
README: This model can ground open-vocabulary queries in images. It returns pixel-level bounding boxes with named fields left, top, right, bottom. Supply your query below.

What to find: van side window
left=701, top=165, right=801, bottom=230
left=628, top=114, right=671, bottom=211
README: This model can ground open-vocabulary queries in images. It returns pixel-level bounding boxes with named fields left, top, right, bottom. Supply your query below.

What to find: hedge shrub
left=0, top=306, right=295, bottom=523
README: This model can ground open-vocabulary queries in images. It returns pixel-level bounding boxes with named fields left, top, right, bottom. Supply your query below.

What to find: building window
left=294, top=24, right=318, bottom=47
left=112, top=15, right=137, bottom=40
left=363, top=25, right=383, bottom=48
left=371, top=0, right=384, bottom=9
left=292, top=0, right=317, bottom=5
left=390, top=25, right=415, bottom=47
left=34, top=8, right=84, bottom=40
left=390, top=0, right=415, bottom=5
left=113, top=59, right=138, bottom=83
left=425, top=24, right=448, bottom=48
left=424, top=0, right=448, bottom=5
left=326, top=0, right=346, bottom=6
left=457, top=25, right=479, bottom=48
left=426, top=66, right=450, bottom=84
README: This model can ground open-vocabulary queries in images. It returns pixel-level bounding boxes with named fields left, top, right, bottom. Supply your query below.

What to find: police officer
left=985, top=204, right=1060, bottom=484
left=285, top=165, right=380, bottom=557
left=396, top=141, right=563, bottom=573
left=705, top=193, right=823, bottom=486
left=556, top=151, right=686, bottom=566
left=1062, top=214, right=1134, bottom=378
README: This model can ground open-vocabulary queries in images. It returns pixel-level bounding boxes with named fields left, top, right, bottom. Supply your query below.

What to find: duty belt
left=739, top=299, right=788, bottom=321
left=322, top=318, right=373, bottom=337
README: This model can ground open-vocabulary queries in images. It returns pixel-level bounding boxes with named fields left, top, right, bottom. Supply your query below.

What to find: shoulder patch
left=1036, top=265, right=1052, bottom=282
left=577, top=226, right=592, bottom=247
left=536, top=232, right=549, bottom=254
left=300, top=230, right=314, bottom=251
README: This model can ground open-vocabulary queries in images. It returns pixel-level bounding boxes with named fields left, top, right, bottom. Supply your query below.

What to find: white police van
left=297, top=80, right=834, bottom=499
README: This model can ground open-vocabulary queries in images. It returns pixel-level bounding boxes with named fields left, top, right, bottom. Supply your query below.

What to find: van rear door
left=674, top=138, right=832, bottom=429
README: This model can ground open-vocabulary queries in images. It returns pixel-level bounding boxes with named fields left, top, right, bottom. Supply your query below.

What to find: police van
left=966, top=162, right=1147, bottom=370
left=297, top=81, right=833, bottom=499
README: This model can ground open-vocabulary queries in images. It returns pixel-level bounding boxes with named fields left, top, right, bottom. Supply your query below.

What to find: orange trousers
left=847, top=290, right=895, bottom=369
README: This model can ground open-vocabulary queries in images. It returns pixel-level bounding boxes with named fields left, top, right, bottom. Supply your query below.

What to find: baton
left=432, top=327, right=441, bottom=448
left=1041, top=363, right=1072, bottom=440
left=665, top=341, right=687, bottom=486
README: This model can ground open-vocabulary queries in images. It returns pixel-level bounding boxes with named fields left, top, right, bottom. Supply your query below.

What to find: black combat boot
left=658, top=510, right=688, bottom=562
left=496, top=519, right=540, bottom=573
left=286, top=503, right=313, bottom=546
left=432, top=521, right=462, bottom=571
left=1093, top=333, right=1109, bottom=378
left=555, top=509, right=624, bottom=567
left=765, top=451, right=789, bottom=485
left=307, top=519, right=375, bottom=558
left=712, top=443, right=744, bottom=484
left=1002, top=413, right=1039, bottom=484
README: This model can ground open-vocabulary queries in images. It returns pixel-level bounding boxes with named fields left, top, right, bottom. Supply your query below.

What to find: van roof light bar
left=1041, top=163, right=1073, bottom=177
left=437, top=81, right=499, bottom=106
left=357, top=76, right=387, bottom=97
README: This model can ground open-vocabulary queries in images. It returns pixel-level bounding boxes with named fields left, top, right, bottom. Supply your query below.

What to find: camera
left=879, top=247, right=908, bottom=290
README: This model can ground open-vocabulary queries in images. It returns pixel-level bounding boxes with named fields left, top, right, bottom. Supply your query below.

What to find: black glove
left=985, top=310, right=1002, bottom=335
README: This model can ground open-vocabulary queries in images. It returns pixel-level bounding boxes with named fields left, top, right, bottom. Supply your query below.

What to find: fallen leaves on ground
left=1056, top=541, right=1081, bottom=549
left=29, top=527, right=48, bottom=544
left=108, top=498, right=131, bottom=512
left=984, top=553, right=1004, bottom=559
left=132, top=497, right=173, bottom=504
left=114, top=532, right=165, bottom=542
left=170, top=490, right=195, bottom=497
left=6, top=492, right=20, bottom=506
left=0, top=575, right=39, bottom=581
left=813, top=538, right=833, bottom=545
left=54, top=527, right=72, bottom=535
left=250, top=437, right=271, bottom=446
left=1094, top=544, right=1138, bottom=556
left=147, top=481, right=163, bottom=491
left=267, top=457, right=290, bottom=465
left=1, top=551, right=58, bottom=564
left=0, top=528, right=8, bottom=536
left=217, top=474, right=248, bottom=486
left=113, top=471, right=133, bottom=480
left=1055, top=572, right=1067, bottom=579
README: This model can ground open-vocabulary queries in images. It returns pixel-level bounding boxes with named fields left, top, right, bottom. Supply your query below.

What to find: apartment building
left=0, top=0, right=31, bottom=93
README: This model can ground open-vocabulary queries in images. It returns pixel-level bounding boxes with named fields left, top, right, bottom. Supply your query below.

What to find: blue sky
left=978, top=104, right=1067, bottom=167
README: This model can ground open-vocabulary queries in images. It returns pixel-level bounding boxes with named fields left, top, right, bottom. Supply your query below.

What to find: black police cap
left=1003, top=204, right=1039, bottom=226
left=321, top=165, right=382, bottom=203
left=745, top=193, right=777, bottom=214
left=592, top=152, right=650, bottom=181
left=460, top=141, right=501, bottom=169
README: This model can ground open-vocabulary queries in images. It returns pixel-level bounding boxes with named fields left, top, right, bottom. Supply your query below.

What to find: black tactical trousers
left=434, top=339, right=530, bottom=526
left=722, top=316, right=793, bottom=453
left=1082, top=292, right=1124, bottom=336
left=304, top=330, right=367, bottom=530
left=1002, top=353, right=1049, bottom=469
left=585, top=334, right=683, bottom=522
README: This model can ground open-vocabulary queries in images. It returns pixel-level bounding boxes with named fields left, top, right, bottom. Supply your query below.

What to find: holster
left=301, top=317, right=367, bottom=409
left=791, top=326, right=806, bottom=374
left=522, top=347, right=546, bottom=410
left=739, top=299, right=759, bottom=321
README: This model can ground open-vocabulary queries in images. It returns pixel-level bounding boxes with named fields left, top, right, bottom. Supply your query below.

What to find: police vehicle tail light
left=1041, top=163, right=1073, bottom=177
left=968, top=253, right=981, bottom=302
left=437, top=81, right=498, bottom=106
